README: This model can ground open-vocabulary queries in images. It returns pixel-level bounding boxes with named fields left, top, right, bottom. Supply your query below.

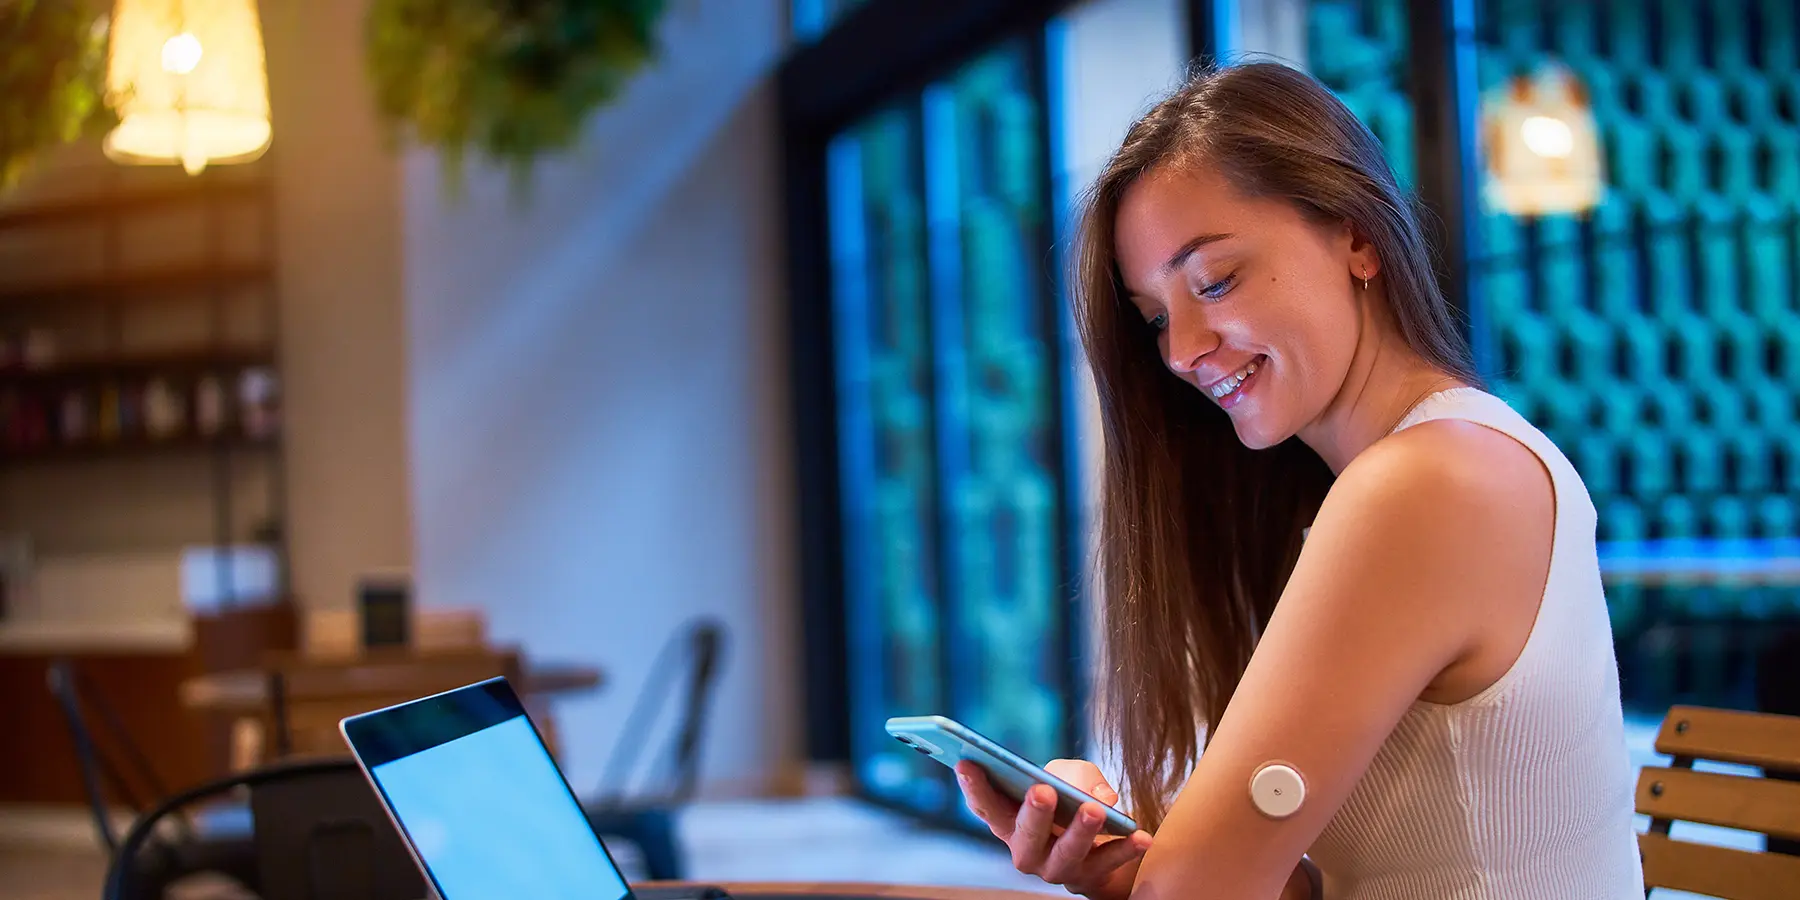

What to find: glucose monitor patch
left=1250, top=762, right=1306, bottom=819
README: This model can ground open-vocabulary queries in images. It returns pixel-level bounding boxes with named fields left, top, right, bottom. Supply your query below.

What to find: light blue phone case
left=885, top=715, right=1139, bottom=837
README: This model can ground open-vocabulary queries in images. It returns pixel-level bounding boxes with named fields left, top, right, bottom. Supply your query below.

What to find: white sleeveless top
left=1308, top=388, right=1645, bottom=900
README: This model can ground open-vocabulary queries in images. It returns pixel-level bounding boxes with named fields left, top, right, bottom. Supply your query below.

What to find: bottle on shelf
left=56, top=388, right=91, bottom=445
left=117, top=380, right=144, bottom=440
left=195, top=374, right=227, bottom=437
left=98, top=383, right=122, bottom=442
left=239, top=367, right=279, bottom=439
left=144, top=377, right=185, bottom=440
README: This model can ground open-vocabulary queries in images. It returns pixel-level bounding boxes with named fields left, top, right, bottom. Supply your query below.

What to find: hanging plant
left=365, top=0, right=665, bottom=193
left=0, top=0, right=116, bottom=191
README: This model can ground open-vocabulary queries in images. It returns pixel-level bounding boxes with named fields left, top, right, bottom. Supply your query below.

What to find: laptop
left=340, top=676, right=728, bottom=900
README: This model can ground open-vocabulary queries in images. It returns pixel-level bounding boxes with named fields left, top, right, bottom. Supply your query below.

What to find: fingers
left=1064, top=831, right=1154, bottom=895
left=1038, top=802, right=1108, bottom=883
left=958, top=761, right=1137, bottom=890
left=1045, top=758, right=1121, bottom=807
left=955, top=762, right=1020, bottom=839
left=1009, top=783, right=1058, bottom=873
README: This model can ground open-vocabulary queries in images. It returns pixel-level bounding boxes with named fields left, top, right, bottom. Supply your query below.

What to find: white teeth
left=1210, top=359, right=1262, bottom=399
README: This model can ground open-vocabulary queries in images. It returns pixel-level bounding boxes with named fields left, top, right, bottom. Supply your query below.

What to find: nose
left=1163, top=309, right=1220, bottom=374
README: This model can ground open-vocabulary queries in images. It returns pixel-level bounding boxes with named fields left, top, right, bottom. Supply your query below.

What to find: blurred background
left=0, top=0, right=1795, bottom=896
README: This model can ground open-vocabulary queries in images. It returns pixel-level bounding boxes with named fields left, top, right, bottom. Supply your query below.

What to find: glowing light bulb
left=1520, top=115, right=1574, bottom=159
left=161, top=32, right=203, bottom=74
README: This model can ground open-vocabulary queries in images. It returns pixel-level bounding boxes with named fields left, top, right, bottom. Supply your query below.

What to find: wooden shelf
left=0, top=261, right=274, bottom=309
left=0, top=433, right=277, bottom=465
left=0, top=177, right=271, bottom=231
left=0, top=347, right=275, bottom=386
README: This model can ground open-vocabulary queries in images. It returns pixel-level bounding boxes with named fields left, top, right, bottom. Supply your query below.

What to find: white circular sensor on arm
left=1250, top=762, right=1306, bottom=819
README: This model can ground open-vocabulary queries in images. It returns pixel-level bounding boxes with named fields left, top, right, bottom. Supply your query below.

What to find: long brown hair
left=1075, top=62, right=1481, bottom=831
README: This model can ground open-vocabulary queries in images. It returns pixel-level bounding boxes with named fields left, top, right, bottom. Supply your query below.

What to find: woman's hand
left=955, top=759, right=1154, bottom=900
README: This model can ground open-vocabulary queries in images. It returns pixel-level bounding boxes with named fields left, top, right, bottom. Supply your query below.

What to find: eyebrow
left=1157, top=232, right=1235, bottom=278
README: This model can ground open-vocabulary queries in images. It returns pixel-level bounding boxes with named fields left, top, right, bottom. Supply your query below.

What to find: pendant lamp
left=103, top=0, right=271, bottom=175
left=1481, top=64, right=1605, bottom=217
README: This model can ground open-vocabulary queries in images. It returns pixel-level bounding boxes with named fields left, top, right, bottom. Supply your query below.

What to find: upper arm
left=1131, top=422, right=1554, bottom=899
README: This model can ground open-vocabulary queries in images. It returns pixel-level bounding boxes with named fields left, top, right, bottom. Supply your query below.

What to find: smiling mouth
left=1207, top=356, right=1265, bottom=401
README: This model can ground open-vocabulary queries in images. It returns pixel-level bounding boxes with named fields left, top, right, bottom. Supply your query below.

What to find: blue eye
left=1148, top=312, right=1169, bottom=331
left=1195, top=273, right=1237, bottom=302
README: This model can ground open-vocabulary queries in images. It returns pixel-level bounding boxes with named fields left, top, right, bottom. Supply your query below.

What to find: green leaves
left=365, top=0, right=665, bottom=196
left=1, top=0, right=116, bottom=191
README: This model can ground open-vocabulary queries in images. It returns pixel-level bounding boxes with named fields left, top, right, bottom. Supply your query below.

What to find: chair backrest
left=594, top=618, right=728, bottom=805
left=1637, top=705, right=1800, bottom=899
left=670, top=620, right=726, bottom=800
left=104, top=757, right=422, bottom=900
left=265, top=647, right=522, bottom=758
left=249, top=759, right=425, bottom=900
left=44, top=658, right=182, bottom=855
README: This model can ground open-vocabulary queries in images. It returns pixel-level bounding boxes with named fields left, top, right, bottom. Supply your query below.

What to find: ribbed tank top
left=1307, top=388, right=1645, bottom=899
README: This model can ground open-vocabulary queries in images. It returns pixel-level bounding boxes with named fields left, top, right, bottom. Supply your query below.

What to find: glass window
left=923, top=41, right=1069, bottom=776
left=828, top=103, right=948, bottom=812
left=827, top=39, right=1075, bottom=819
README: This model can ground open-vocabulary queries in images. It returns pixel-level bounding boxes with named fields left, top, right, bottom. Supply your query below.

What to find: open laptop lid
left=340, top=677, right=634, bottom=900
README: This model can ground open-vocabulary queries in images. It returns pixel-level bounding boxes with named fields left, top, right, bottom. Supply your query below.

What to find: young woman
left=955, top=62, right=1645, bottom=899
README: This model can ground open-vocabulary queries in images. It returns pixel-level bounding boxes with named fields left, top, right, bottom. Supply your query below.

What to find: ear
left=1344, top=220, right=1382, bottom=285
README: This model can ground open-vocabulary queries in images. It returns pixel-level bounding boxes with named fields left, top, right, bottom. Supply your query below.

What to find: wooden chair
left=1637, top=705, right=1800, bottom=899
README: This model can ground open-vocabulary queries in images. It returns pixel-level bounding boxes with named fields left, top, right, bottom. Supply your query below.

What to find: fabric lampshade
left=1481, top=64, right=1605, bottom=217
left=104, top=0, right=271, bottom=175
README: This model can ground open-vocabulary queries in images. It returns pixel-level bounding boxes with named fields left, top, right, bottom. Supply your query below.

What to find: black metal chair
left=46, top=658, right=261, bottom=897
left=103, top=757, right=424, bottom=900
left=585, top=617, right=728, bottom=881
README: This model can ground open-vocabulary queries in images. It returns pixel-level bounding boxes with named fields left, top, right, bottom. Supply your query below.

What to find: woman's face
left=1114, top=163, right=1375, bottom=450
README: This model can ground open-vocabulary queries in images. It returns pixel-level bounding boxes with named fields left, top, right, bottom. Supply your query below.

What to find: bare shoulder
left=1323, top=418, right=1553, bottom=536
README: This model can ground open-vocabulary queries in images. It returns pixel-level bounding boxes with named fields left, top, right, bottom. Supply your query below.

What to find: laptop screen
left=344, top=679, right=630, bottom=900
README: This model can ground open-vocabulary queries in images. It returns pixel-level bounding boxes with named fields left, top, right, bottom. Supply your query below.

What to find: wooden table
left=179, top=654, right=603, bottom=764
left=178, top=661, right=603, bottom=714
left=647, top=884, right=1053, bottom=899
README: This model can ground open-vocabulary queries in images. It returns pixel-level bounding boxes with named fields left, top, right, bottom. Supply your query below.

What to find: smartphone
left=885, top=715, right=1139, bottom=837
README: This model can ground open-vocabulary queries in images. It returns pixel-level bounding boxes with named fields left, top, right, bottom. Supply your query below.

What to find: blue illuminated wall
left=1470, top=0, right=1799, bottom=711
left=1306, top=0, right=1800, bottom=712
left=827, top=39, right=1079, bottom=818
left=1305, top=0, right=1415, bottom=186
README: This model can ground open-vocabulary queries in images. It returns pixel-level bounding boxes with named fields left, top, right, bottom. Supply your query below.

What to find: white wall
left=264, top=0, right=416, bottom=612
left=403, top=0, right=796, bottom=793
